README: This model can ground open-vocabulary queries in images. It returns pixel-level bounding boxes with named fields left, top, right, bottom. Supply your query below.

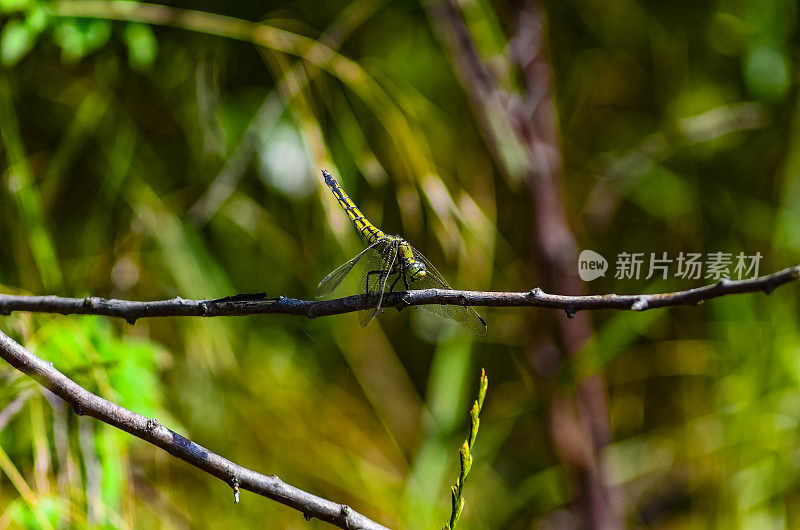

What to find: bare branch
left=0, top=266, right=797, bottom=323
left=0, top=330, right=389, bottom=530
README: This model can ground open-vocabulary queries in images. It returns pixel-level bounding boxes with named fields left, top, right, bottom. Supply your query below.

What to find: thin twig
left=426, top=1, right=618, bottom=526
left=0, top=330, right=389, bottom=530
left=0, top=266, right=797, bottom=323
left=444, top=369, right=488, bottom=530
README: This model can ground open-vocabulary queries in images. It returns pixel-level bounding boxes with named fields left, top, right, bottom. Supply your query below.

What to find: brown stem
left=0, top=330, right=389, bottom=530
left=0, top=266, right=795, bottom=322
left=425, top=0, right=622, bottom=526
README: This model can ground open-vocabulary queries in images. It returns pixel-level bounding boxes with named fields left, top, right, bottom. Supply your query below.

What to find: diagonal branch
left=0, top=330, right=389, bottom=530
left=0, top=266, right=797, bottom=323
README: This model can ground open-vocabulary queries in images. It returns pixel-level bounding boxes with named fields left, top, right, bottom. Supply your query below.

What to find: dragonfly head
left=407, top=260, right=427, bottom=281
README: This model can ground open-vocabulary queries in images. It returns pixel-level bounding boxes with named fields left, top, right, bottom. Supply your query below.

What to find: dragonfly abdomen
left=322, top=170, right=385, bottom=244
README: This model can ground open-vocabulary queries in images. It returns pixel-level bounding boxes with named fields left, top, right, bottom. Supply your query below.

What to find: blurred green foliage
left=0, top=0, right=798, bottom=528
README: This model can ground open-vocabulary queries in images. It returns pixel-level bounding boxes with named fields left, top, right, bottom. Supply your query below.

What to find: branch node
left=83, top=296, right=105, bottom=308
left=73, top=403, right=84, bottom=416
left=230, top=477, right=240, bottom=504
left=716, top=278, right=731, bottom=288
left=303, top=512, right=313, bottom=522
left=565, top=306, right=576, bottom=319
left=631, top=297, right=649, bottom=311
left=200, top=301, right=210, bottom=316
left=764, top=283, right=776, bottom=295
left=125, top=317, right=137, bottom=325
left=529, top=287, right=544, bottom=299
left=397, top=293, right=412, bottom=310
left=340, top=505, right=352, bottom=528
left=146, top=418, right=160, bottom=432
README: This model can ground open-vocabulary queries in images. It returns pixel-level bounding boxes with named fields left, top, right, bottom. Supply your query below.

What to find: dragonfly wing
left=421, top=302, right=488, bottom=336
left=411, top=249, right=453, bottom=289
left=316, top=238, right=386, bottom=297
left=358, top=240, right=399, bottom=326
left=410, top=247, right=488, bottom=336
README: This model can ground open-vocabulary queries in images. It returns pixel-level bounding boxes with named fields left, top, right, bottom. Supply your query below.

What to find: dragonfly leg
left=389, top=273, right=402, bottom=292
left=365, top=270, right=384, bottom=294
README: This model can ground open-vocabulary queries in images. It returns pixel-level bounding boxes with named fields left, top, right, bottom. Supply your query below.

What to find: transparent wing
left=316, top=238, right=387, bottom=297
left=358, top=240, right=399, bottom=326
left=409, top=247, right=488, bottom=336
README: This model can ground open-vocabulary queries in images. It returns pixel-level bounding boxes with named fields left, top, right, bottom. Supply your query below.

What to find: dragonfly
left=316, top=169, right=487, bottom=336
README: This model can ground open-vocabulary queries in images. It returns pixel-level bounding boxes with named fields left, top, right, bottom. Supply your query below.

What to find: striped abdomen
left=321, top=170, right=384, bottom=245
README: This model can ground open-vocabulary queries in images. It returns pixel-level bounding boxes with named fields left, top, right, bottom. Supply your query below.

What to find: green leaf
left=0, top=19, right=34, bottom=65
left=124, top=22, right=158, bottom=71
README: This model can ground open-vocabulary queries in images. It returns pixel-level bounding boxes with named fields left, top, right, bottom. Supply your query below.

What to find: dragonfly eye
left=408, top=261, right=427, bottom=280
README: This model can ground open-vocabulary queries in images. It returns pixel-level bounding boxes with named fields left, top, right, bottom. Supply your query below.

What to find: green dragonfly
left=316, top=170, right=487, bottom=336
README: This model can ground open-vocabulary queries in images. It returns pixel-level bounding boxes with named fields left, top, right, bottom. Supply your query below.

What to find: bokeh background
left=1, top=0, right=800, bottom=528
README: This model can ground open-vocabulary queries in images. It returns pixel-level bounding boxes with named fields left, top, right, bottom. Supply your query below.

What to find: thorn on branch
left=231, top=477, right=240, bottom=504
left=339, top=505, right=352, bottom=528
left=631, top=297, right=649, bottom=311
left=125, top=317, right=137, bottom=325
left=398, top=293, right=413, bottom=310
left=529, top=287, right=544, bottom=299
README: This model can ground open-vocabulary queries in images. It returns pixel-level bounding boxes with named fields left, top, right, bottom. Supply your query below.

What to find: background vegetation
left=1, top=0, right=799, bottom=528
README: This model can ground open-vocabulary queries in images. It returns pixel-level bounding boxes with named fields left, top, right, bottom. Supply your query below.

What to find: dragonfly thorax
left=394, top=237, right=427, bottom=281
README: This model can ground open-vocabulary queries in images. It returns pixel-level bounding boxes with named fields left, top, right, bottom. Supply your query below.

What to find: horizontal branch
left=0, top=266, right=798, bottom=322
left=0, top=330, right=389, bottom=530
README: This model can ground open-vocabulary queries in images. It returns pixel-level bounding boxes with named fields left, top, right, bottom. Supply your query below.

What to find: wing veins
left=316, top=237, right=388, bottom=297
